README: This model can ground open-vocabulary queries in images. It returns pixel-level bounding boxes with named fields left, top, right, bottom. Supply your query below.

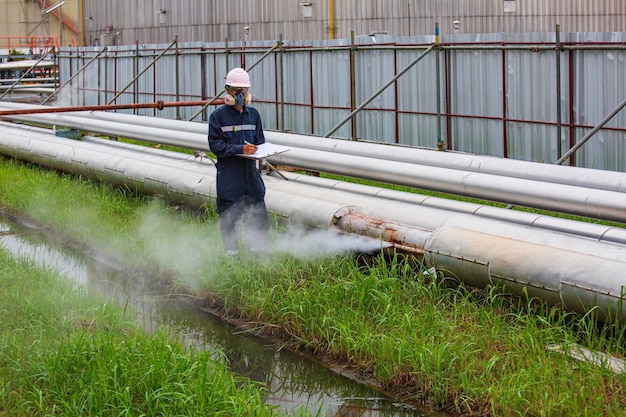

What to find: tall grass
left=0, top=250, right=299, bottom=416
left=0, top=159, right=311, bottom=417
left=200, top=254, right=626, bottom=416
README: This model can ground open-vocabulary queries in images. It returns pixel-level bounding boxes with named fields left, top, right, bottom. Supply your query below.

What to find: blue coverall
left=208, top=104, right=269, bottom=253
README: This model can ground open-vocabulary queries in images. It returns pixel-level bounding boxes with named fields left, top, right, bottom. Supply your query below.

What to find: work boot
left=225, top=249, right=239, bottom=260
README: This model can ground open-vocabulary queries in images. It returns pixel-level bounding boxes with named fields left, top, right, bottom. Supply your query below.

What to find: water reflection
left=0, top=217, right=442, bottom=417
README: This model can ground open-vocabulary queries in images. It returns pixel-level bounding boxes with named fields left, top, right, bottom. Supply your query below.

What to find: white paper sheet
left=238, top=142, right=290, bottom=160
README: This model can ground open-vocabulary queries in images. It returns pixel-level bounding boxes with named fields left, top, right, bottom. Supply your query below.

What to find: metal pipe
left=435, top=24, right=442, bottom=150
left=67, top=132, right=626, bottom=248
left=262, top=172, right=626, bottom=263
left=0, top=100, right=221, bottom=117
left=3, top=101, right=626, bottom=197
left=266, top=147, right=626, bottom=223
left=72, top=131, right=626, bottom=248
left=2, top=120, right=625, bottom=264
left=334, top=212, right=430, bottom=255
left=264, top=170, right=626, bottom=246
left=3, top=103, right=626, bottom=223
left=424, top=226, right=626, bottom=322
left=261, top=131, right=626, bottom=193
left=0, top=50, right=54, bottom=101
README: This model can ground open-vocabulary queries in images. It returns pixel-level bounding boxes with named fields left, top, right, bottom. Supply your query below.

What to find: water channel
left=0, top=215, right=447, bottom=417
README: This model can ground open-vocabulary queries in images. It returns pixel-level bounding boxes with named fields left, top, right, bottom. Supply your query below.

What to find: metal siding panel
left=59, top=31, right=626, bottom=171
left=81, top=0, right=626, bottom=43
left=354, top=38, right=395, bottom=141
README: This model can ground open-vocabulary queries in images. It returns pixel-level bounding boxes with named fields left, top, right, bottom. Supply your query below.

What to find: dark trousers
left=219, top=196, right=269, bottom=252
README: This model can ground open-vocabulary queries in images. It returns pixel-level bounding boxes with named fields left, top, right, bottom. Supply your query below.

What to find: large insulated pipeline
left=74, top=133, right=626, bottom=257
left=73, top=133, right=626, bottom=247
left=2, top=102, right=626, bottom=223
left=4, top=105, right=626, bottom=246
left=424, top=227, right=626, bottom=323
left=265, top=132, right=626, bottom=193
left=35, top=106, right=625, bottom=194
left=0, top=103, right=626, bottom=222
left=0, top=121, right=625, bottom=322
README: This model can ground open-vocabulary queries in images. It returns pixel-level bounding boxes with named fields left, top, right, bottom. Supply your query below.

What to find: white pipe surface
left=267, top=147, right=626, bottom=223
left=14, top=104, right=624, bottom=194
left=76, top=133, right=626, bottom=246
left=3, top=102, right=626, bottom=224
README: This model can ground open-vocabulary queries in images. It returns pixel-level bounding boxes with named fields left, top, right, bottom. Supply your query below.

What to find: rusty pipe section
left=333, top=211, right=430, bottom=256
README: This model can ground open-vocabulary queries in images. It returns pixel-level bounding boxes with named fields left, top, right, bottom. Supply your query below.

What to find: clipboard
left=238, top=142, right=290, bottom=160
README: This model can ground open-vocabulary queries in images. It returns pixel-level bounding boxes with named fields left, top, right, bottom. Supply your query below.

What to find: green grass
left=198, top=254, right=626, bottom=416
left=0, top=159, right=310, bottom=417
left=0, top=248, right=292, bottom=416
left=0, top=157, right=625, bottom=416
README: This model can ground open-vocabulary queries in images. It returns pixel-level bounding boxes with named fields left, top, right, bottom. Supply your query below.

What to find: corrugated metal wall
left=58, top=32, right=626, bottom=172
left=81, top=0, right=626, bottom=46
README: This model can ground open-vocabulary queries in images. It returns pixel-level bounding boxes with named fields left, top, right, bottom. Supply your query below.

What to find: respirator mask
left=225, top=86, right=251, bottom=106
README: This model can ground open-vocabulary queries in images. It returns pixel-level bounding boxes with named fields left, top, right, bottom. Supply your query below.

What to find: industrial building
left=1, top=1, right=625, bottom=48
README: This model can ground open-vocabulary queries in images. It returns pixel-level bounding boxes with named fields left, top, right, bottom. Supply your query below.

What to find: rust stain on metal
left=335, top=212, right=426, bottom=255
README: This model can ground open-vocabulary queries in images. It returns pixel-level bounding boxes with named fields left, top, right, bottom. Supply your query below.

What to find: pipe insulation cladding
left=424, top=227, right=626, bottom=323
left=0, top=121, right=626, bottom=322
left=2, top=102, right=626, bottom=223
left=73, top=131, right=626, bottom=253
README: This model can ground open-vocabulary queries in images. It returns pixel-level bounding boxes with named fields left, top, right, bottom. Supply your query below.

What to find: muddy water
left=0, top=216, right=446, bottom=417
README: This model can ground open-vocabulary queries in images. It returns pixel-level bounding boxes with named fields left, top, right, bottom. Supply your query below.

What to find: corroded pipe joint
left=333, top=210, right=431, bottom=255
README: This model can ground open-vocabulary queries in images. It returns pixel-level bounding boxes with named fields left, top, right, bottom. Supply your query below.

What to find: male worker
left=208, top=67, right=269, bottom=257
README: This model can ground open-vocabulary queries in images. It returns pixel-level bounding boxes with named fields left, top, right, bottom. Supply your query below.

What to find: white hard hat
left=225, top=67, right=251, bottom=88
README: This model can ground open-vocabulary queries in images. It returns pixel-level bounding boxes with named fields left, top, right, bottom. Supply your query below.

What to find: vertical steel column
left=556, top=24, right=562, bottom=159
left=104, top=48, right=109, bottom=105
left=393, top=44, right=399, bottom=143
left=568, top=49, right=575, bottom=166
left=435, top=23, right=443, bottom=150
left=350, top=31, right=357, bottom=140
left=133, top=41, right=139, bottom=114
left=200, top=47, right=207, bottom=122
left=77, top=45, right=84, bottom=106
left=97, top=48, right=102, bottom=105
left=175, top=36, right=180, bottom=120
left=152, top=47, right=157, bottom=117
left=279, top=33, right=285, bottom=131
left=501, top=45, right=508, bottom=158
left=444, top=47, right=452, bottom=150
left=309, top=49, right=315, bottom=134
